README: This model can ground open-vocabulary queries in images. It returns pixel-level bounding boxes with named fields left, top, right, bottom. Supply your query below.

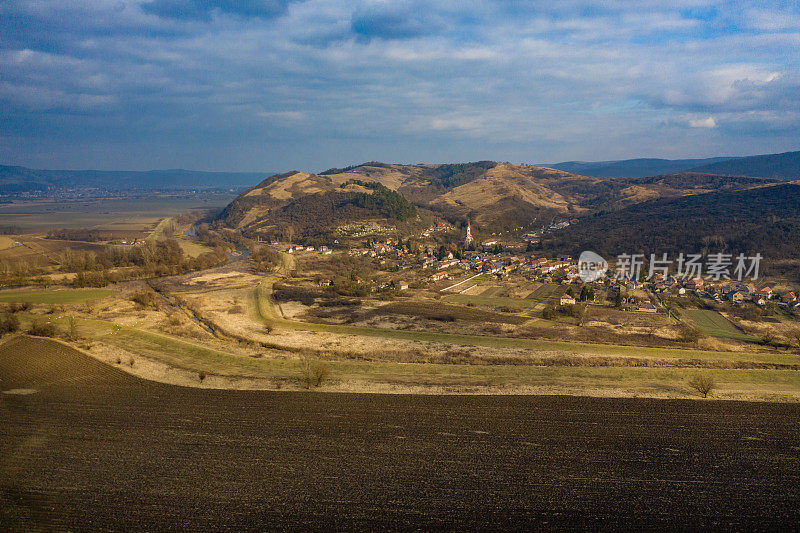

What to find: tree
left=688, top=373, right=716, bottom=398
left=679, top=323, right=702, bottom=344
left=66, top=315, right=80, bottom=341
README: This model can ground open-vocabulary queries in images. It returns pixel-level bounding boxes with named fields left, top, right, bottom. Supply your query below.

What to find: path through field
left=2, top=335, right=800, bottom=530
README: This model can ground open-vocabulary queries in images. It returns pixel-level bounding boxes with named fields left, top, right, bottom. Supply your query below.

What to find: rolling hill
left=545, top=181, right=800, bottom=273
left=218, top=162, right=777, bottom=242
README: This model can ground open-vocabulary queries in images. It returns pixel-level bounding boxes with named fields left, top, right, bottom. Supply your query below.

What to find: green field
left=526, top=283, right=567, bottom=302
left=685, top=309, right=760, bottom=342
left=479, top=286, right=507, bottom=297
left=0, top=288, right=115, bottom=304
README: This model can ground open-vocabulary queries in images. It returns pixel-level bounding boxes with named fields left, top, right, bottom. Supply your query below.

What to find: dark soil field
left=2, top=336, right=800, bottom=530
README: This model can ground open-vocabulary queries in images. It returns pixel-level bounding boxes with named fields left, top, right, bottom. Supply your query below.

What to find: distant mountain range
left=0, top=165, right=270, bottom=194
left=546, top=150, right=800, bottom=179
left=3, top=149, right=797, bottom=196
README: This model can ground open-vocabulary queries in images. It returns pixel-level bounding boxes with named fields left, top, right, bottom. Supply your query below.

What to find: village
left=271, top=218, right=800, bottom=352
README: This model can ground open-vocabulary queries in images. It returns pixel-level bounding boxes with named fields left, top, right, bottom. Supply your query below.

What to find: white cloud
left=689, top=116, right=717, bottom=128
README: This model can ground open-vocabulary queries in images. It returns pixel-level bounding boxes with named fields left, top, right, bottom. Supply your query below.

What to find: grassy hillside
left=219, top=162, right=782, bottom=241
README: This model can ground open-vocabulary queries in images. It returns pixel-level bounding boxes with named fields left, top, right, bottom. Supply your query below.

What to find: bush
left=678, top=324, right=702, bottom=344
left=542, top=304, right=558, bottom=320
left=300, top=358, right=329, bottom=388
left=130, top=290, right=159, bottom=309
left=0, top=313, right=20, bottom=334
left=688, top=373, right=716, bottom=398
left=66, top=315, right=80, bottom=341
left=28, top=319, right=56, bottom=337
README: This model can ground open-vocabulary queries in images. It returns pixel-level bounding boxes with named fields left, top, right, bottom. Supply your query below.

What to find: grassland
left=0, top=288, right=115, bottom=304
left=685, top=309, right=760, bottom=342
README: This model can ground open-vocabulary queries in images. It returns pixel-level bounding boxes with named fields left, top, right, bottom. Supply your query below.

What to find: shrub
left=678, top=324, right=702, bottom=344
left=130, top=290, right=159, bottom=309
left=301, top=358, right=329, bottom=388
left=66, top=315, right=80, bottom=341
left=28, top=319, right=56, bottom=337
left=688, top=373, right=716, bottom=398
left=0, top=313, right=20, bottom=334
left=542, top=304, right=558, bottom=320
left=199, top=371, right=206, bottom=382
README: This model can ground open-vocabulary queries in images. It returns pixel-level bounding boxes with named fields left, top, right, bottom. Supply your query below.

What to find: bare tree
left=300, top=357, right=329, bottom=388
left=688, top=374, right=716, bottom=398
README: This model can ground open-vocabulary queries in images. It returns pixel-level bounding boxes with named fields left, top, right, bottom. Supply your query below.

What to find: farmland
left=2, top=335, right=800, bottom=529
left=0, top=195, right=233, bottom=233
left=685, top=309, right=760, bottom=342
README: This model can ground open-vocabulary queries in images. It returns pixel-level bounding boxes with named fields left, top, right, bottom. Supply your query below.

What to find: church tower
left=465, top=220, right=473, bottom=246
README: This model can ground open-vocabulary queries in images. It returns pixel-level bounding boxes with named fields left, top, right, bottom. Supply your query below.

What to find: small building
left=429, top=271, right=449, bottom=282
left=781, top=292, right=797, bottom=304
left=636, top=303, right=657, bottom=313
left=559, top=294, right=576, bottom=306
left=731, top=291, right=748, bottom=304
left=397, top=281, right=409, bottom=290
left=318, top=279, right=332, bottom=287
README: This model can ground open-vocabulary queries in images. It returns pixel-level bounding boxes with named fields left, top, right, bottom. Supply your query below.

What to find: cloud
left=689, top=116, right=716, bottom=128
left=0, top=0, right=798, bottom=170
left=350, top=2, right=446, bottom=40
left=140, top=0, right=294, bottom=21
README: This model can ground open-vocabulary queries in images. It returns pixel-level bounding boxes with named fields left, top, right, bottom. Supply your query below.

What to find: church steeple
left=465, top=219, right=473, bottom=245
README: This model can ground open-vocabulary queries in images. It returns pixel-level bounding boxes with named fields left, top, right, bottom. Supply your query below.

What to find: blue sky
left=1, top=1, right=798, bottom=171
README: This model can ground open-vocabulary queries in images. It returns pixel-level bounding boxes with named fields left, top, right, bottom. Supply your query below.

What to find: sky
left=1, top=1, right=799, bottom=172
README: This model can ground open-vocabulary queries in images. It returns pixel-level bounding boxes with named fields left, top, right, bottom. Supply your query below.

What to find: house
left=758, top=286, right=773, bottom=298
left=317, top=279, right=332, bottom=287
left=559, top=294, right=576, bottom=306
left=397, top=281, right=409, bottom=291
left=781, top=292, right=797, bottom=304
left=731, top=291, right=748, bottom=304
left=753, top=295, right=767, bottom=306
left=636, top=303, right=657, bottom=313
left=429, top=271, right=449, bottom=282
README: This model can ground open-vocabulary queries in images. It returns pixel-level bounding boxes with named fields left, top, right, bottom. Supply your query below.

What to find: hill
left=545, top=181, right=800, bottom=273
left=546, top=157, right=733, bottom=178
left=687, top=150, right=800, bottom=180
left=218, top=162, right=774, bottom=242
left=0, top=165, right=269, bottom=194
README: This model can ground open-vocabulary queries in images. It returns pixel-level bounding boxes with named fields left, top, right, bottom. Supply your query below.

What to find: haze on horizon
left=1, top=1, right=798, bottom=173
